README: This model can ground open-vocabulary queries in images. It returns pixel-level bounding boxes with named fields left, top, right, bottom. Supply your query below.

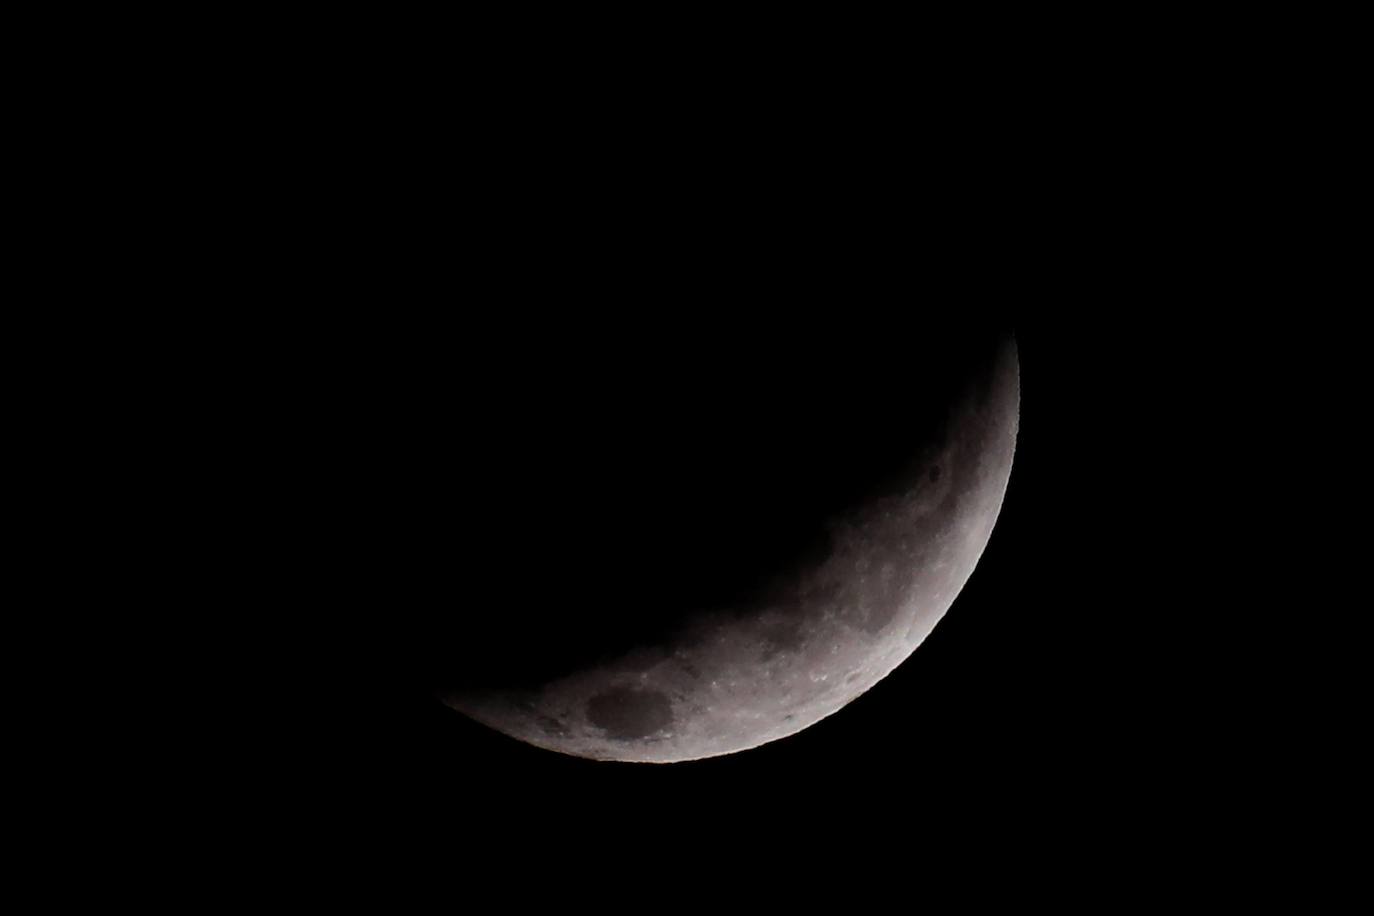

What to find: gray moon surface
left=444, top=340, right=1019, bottom=763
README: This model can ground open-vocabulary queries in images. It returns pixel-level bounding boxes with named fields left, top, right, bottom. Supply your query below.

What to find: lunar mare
left=444, top=340, right=1019, bottom=762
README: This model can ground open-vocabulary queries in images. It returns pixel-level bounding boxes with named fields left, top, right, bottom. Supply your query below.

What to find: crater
left=929, top=465, right=942, bottom=482
left=862, top=591, right=903, bottom=634
left=535, top=715, right=568, bottom=737
left=587, top=687, right=674, bottom=741
left=759, top=618, right=806, bottom=662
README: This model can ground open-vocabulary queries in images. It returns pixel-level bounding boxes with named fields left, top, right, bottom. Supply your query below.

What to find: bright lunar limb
left=444, top=338, right=1019, bottom=763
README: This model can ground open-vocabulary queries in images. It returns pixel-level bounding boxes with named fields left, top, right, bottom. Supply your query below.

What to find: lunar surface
left=440, top=335, right=1020, bottom=763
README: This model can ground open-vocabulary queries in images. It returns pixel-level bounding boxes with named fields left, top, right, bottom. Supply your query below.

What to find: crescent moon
left=443, top=338, right=1019, bottom=762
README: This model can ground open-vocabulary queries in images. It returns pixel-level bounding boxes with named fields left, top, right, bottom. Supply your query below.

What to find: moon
left=438, top=332, right=1019, bottom=763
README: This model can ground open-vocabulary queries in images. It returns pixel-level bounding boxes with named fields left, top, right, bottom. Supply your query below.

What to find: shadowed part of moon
left=587, top=688, right=674, bottom=740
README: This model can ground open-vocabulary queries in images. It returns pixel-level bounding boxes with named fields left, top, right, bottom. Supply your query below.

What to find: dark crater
left=535, top=715, right=568, bottom=736
left=759, top=618, right=807, bottom=661
left=586, top=687, right=674, bottom=741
